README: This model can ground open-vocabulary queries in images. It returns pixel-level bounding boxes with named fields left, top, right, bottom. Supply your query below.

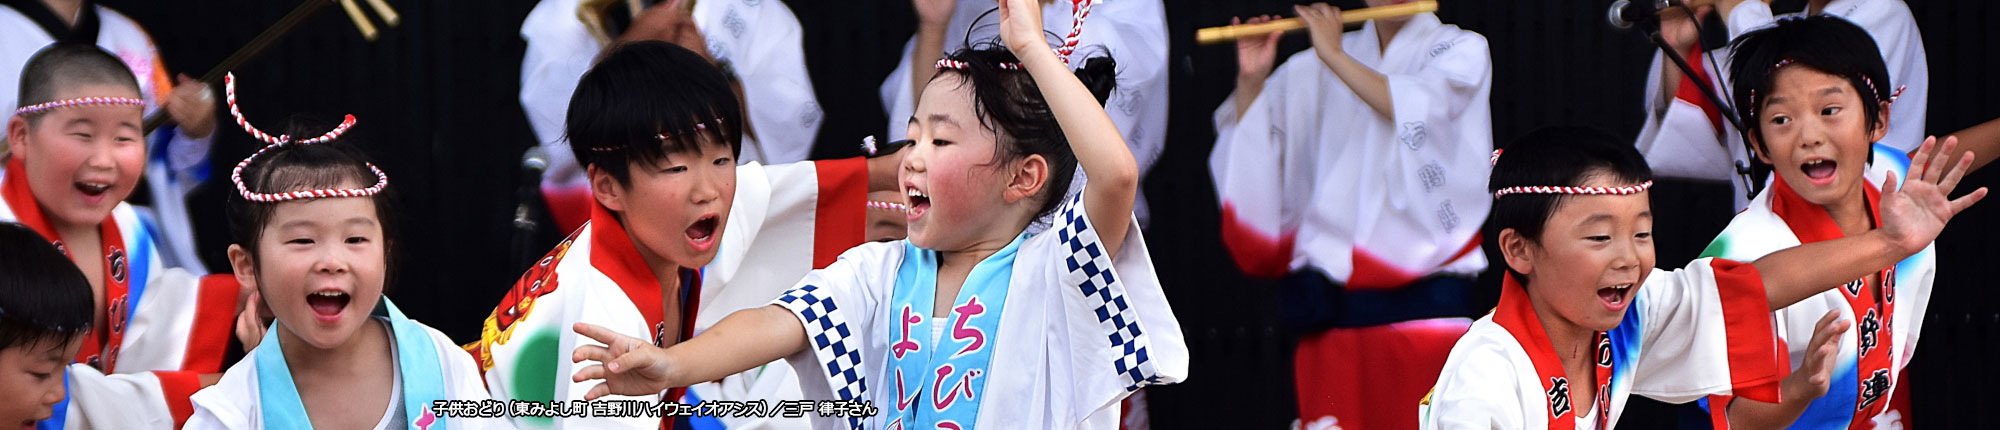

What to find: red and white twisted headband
left=225, top=73, right=387, bottom=203
left=1493, top=181, right=1653, bottom=199
left=13, top=96, right=146, bottom=117
left=935, top=0, right=1098, bottom=71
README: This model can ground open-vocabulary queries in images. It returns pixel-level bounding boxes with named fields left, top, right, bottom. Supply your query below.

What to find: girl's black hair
left=224, top=119, right=400, bottom=289
left=1728, top=15, right=1894, bottom=155
left=1488, top=127, right=1653, bottom=280
left=566, top=40, right=744, bottom=186
left=0, top=222, right=94, bottom=351
left=930, top=43, right=1118, bottom=219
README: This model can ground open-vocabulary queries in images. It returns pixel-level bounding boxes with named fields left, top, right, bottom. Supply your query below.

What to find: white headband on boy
left=12, top=97, right=145, bottom=117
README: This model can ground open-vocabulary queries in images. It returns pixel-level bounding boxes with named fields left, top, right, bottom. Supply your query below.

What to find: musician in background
left=1207, top=3, right=1491, bottom=426
left=520, top=0, right=823, bottom=187
left=1, top=0, right=217, bottom=272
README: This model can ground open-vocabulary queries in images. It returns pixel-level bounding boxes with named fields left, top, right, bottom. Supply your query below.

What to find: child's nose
left=42, top=376, right=66, bottom=406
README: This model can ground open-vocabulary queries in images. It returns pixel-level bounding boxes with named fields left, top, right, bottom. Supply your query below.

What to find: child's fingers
left=1938, top=150, right=1975, bottom=196
left=1948, top=187, right=1988, bottom=215
left=1911, top=136, right=1937, bottom=181
left=1924, top=136, right=1958, bottom=184
left=572, top=343, right=613, bottom=364
left=573, top=363, right=606, bottom=382
left=608, top=349, right=659, bottom=374
left=573, top=322, right=627, bottom=345
left=585, top=384, right=611, bottom=401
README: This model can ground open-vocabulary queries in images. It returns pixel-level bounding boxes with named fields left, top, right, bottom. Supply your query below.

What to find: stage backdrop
left=100, top=0, right=1997, bottom=428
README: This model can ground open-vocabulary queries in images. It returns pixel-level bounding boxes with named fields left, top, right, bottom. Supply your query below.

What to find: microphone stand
left=510, top=147, right=550, bottom=275
left=1625, top=0, right=1766, bottom=199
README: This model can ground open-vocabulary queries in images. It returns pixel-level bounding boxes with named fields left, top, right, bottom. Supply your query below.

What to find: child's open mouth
left=685, top=215, right=718, bottom=251
left=1802, top=159, right=1838, bottom=186
left=306, top=290, right=350, bottom=323
left=1596, top=283, right=1633, bottom=310
left=74, top=181, right=111, bottom=196
left=905, top=188, right=931, bottom=220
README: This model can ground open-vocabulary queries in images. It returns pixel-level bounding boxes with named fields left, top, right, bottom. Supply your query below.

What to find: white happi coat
left=1209, top=13, right=1490, bottom=286
left=772, top=190, right=1187, bottom=430
left=5, top=160, right=236, bottom=430
left=470, top=160, right=871, bottom=430
left=520, top=0, right=823, bottom=186
left=0, top=2, right=214, bottom=271
left=1421, top=261, right=1784, bottom=430
left=878, top=0, right=1167, bottom=223
left=182, top=302, right=507, bottom=430
left=1634, top=0, right=1928, bottom=209
left=1697, top=143, right=1929, bottom=429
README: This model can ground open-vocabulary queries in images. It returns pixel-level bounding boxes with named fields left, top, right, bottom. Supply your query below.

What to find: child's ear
left=6, top=115, right=28, bottom=159
left=1868, top=101, right=1892, bottom=143
left=587, top=165, right=627, bottom=212
left=1498, top=228, right=1537, bottom=276
left=227, top=244, right=258, bottom=293
left=1748, top=132, right=1774, bottom=165
left=1003, top=154, right=1049, bottom=204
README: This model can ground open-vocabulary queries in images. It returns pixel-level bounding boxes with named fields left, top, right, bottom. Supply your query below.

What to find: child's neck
left=51, top=217, right=106, bottom=329
left=1525, top=289, right=1601, bottom=416
left=929, top=233, right=1019, bottom=318
left=36, top=0, right=85, bottom=26
left=1821, top=187, right=1875, bottom=238
left=278, top=319, right=396, bottom=429
left=1807, top=0, right=1833, bottom=15
left=629, top=238, right=686, bottom=346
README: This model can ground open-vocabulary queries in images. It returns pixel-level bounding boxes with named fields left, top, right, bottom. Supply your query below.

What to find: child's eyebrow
left=1816, top=87, right=1848, bottom=97
left=925, top=113, right=961, bottom=130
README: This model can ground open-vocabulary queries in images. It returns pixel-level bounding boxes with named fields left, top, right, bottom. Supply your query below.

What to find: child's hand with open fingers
left=997, top=0, right=1053, bottom=63
left=1877, top=136, right=1989, bottom=255
left=1783, top=310, right=1851, bottom=402
left=571, top=322, right=676, bottom=401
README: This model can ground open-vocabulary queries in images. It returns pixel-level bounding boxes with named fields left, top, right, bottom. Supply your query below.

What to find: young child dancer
left=0, top=222, right=94, bottom=428
left=468, top=40, right=901, bottom=430
left=183, top=74, right=504, bottom=430
left=1418, top=125, right=1980, bottom=429
left=5, top=43, right=236, bottom=429
left=1694, top=15, right=1990, bottom=430
left=566, top=0, right=1186, bottom=429
left=1, top=0, right=222, bottom=271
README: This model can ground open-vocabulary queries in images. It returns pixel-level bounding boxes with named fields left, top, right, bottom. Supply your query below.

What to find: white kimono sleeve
left=1365, top=32, right=1493, bottom=277
left=703, top=159, right=868, bottom=331
left=1206, top=61, right=1309, bottom=278
left=518, top=0, right=601, bottom=187
left=772, top=242, right=902, bottom=430
left=1633, top=50, right=1739, bottom=182
left=1626, top=258, right=1783, bottom=404
left=58, top=365, right=184, bottom=430
left=1042, top=192, right=1187, bottom=426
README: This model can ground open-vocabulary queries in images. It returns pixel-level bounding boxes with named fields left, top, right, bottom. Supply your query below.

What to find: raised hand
left=1783, top=310, right=1850, bottom=401
left=997, top=0, right=1051, bottom=62
left=570, top=322, right=676, bottom=400
left=1877, top=136, right=1989, bottom=255
left=1659, top=5, right=1713, bottom=57
left=1294, top=3, right=1344, bottom=59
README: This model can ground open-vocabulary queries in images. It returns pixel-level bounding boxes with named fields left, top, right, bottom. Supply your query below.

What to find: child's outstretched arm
left=998, top=0, right=1140, bottom=256
left=1749, top=137, right=1986, bottom=309
left=570, top=305, right=808, bottom=400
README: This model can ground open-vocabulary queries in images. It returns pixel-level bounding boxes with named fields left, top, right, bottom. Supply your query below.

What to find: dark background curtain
left=98, top=0, right=1997, bottom=427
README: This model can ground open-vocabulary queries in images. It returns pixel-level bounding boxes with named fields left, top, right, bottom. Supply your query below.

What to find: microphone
left=1607, top=0, right=1714, bottom=30
left=521, top=145, right=549, bottom=177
